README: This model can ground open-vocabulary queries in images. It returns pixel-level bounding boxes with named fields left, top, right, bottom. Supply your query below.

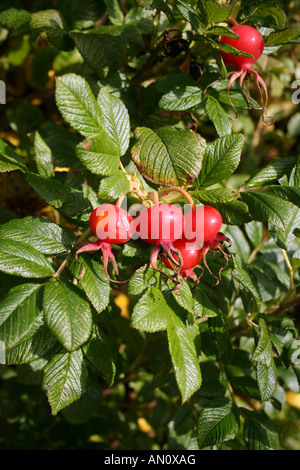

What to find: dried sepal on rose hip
left=218, top=21, right=267, bottom=116
left=179, top=205, right=231, bottom=285
left=163, top=238, right=203, bottom=284
left=75, top=203, right=134, bottom=282
left=162, top=204, right=226, bottom=285
left=201, top=233, right=232, bottom=286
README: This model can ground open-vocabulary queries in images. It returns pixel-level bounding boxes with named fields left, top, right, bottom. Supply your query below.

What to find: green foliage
left=0, top=0, right=300, bottom=451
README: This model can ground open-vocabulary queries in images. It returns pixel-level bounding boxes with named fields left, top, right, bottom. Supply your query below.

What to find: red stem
left=227, top=17, right=238, bottom=27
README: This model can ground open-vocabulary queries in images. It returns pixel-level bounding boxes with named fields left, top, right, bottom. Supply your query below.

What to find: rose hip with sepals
left=75, top=204, right=134, bottom=282
left=133, top=203, right=185, bottom=279
left=163, top=238, right=203, bottom=282
left=219, top=22, right=268, bottom=115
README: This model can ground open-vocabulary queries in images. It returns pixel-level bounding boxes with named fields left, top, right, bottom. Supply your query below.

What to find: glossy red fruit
left=218, top=24, right=268, bottom=115
left=182, top=205, right=222, bottom=244
left=220, top=25, right=264, bottom=70
left=163, top=239, right=203, bottom=272
left=75, top=204, right=134, bottom=283
left=89, top=204, right=134, bottom=244
left=134, top=203, right=184, bottom=245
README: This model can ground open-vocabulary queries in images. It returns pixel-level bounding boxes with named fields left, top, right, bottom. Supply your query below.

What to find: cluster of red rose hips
left=74, top=22, right=269, bottom=287
left=75, top=201, right=232, bottom=287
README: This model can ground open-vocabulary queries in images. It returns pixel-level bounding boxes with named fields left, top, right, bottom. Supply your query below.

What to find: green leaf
left=131, top=286, right=170, bottom=332
left=252, top=319, right=277, bottom=401
left=0, top=283, right=43, bottom=349
left=58, top=0, right=106, bottom=30
left=33, top=131, right=54, bottom=178
left=226, top=225, right=251, bottom=262
left=0, top=8, right=31, bottom=36
left=103, top=0, right=124, bottom=25
left=156, top=73, right=203, bottom=112
left=244, top=220, right=263, bottom=247
left=59, top=187, right=93, bottom=223
left=70, top=31, right=127, bottom=78
left=174, top=0, right=204, bottom=30
left=197, top=361, right=227, bottom=398
left=131, top=126, right=206, bottom=186
left=135, top=0, right=174, bottom=21
left=205, top=96, right=232, bottom=137
left=167, top=319, right=202, bottom=403
left=268, top=205, right=300, bottom=250
left=38, top=121, right=81, bottom=168
left=94, top=24, right=142, bottom=62
left=266, top=27, right=297, bottom=46
left=69, top=254, right=111, bottom=315
left=232, top=254, right=261, bottom=314
left=205, top=0, right=232, bottom=23
left=30, top=9, right=73, bottom=50
left=43, top=278, right=92, bottom=351
left=0, top=216, right=77, bottom=255
left=196, top=134, right=244, bottom=188
left=128, top=265, right=159, bottom=296
left=83, top=325, right=117, bottom=386
left=217, top=42, right=254, bottom=59
left=268, top=185, right=300, bottom=208
left=0, top=239, right=55, bottom=278
left=208, top=315, right=234, bottom=362
left=193, top=285, right=221, bottom=318
left=206, top=26, right=238, bottom=38
left=242, top=156, right=298, bottom=188
left=230, top=376, right=260, bottom=400
left=252, top=318, right=273, bottom=368
left=131, top=285, right=202, bottom=402
left=168, top=279, right=194, bottom=315
left=293, top=156, right=300, bottom=187
left=255, top=358, right=277, bottom=401
left=97, top=87, right=130, bottom=157
left=25, top=172, right=70, bottom=209
left=5, top=325, right=56, bottom=365
left=197, top=398, right=240, bottom=449
left=55, top=73, right=102, bottom=138
left=76, top=132, right=120, bottom=176
left=190, top=188, right=239, bottom=203
left=242, top=408, right=279, bottom=450
left=241, top=191, right=293, bottom=230
left=98, top=171, right=131, bottom=200
left=247, top=6, right=285, bottom=29
left=43, top=348, right=88, bottom=415
left=0, top=138, right=27, bottom=173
